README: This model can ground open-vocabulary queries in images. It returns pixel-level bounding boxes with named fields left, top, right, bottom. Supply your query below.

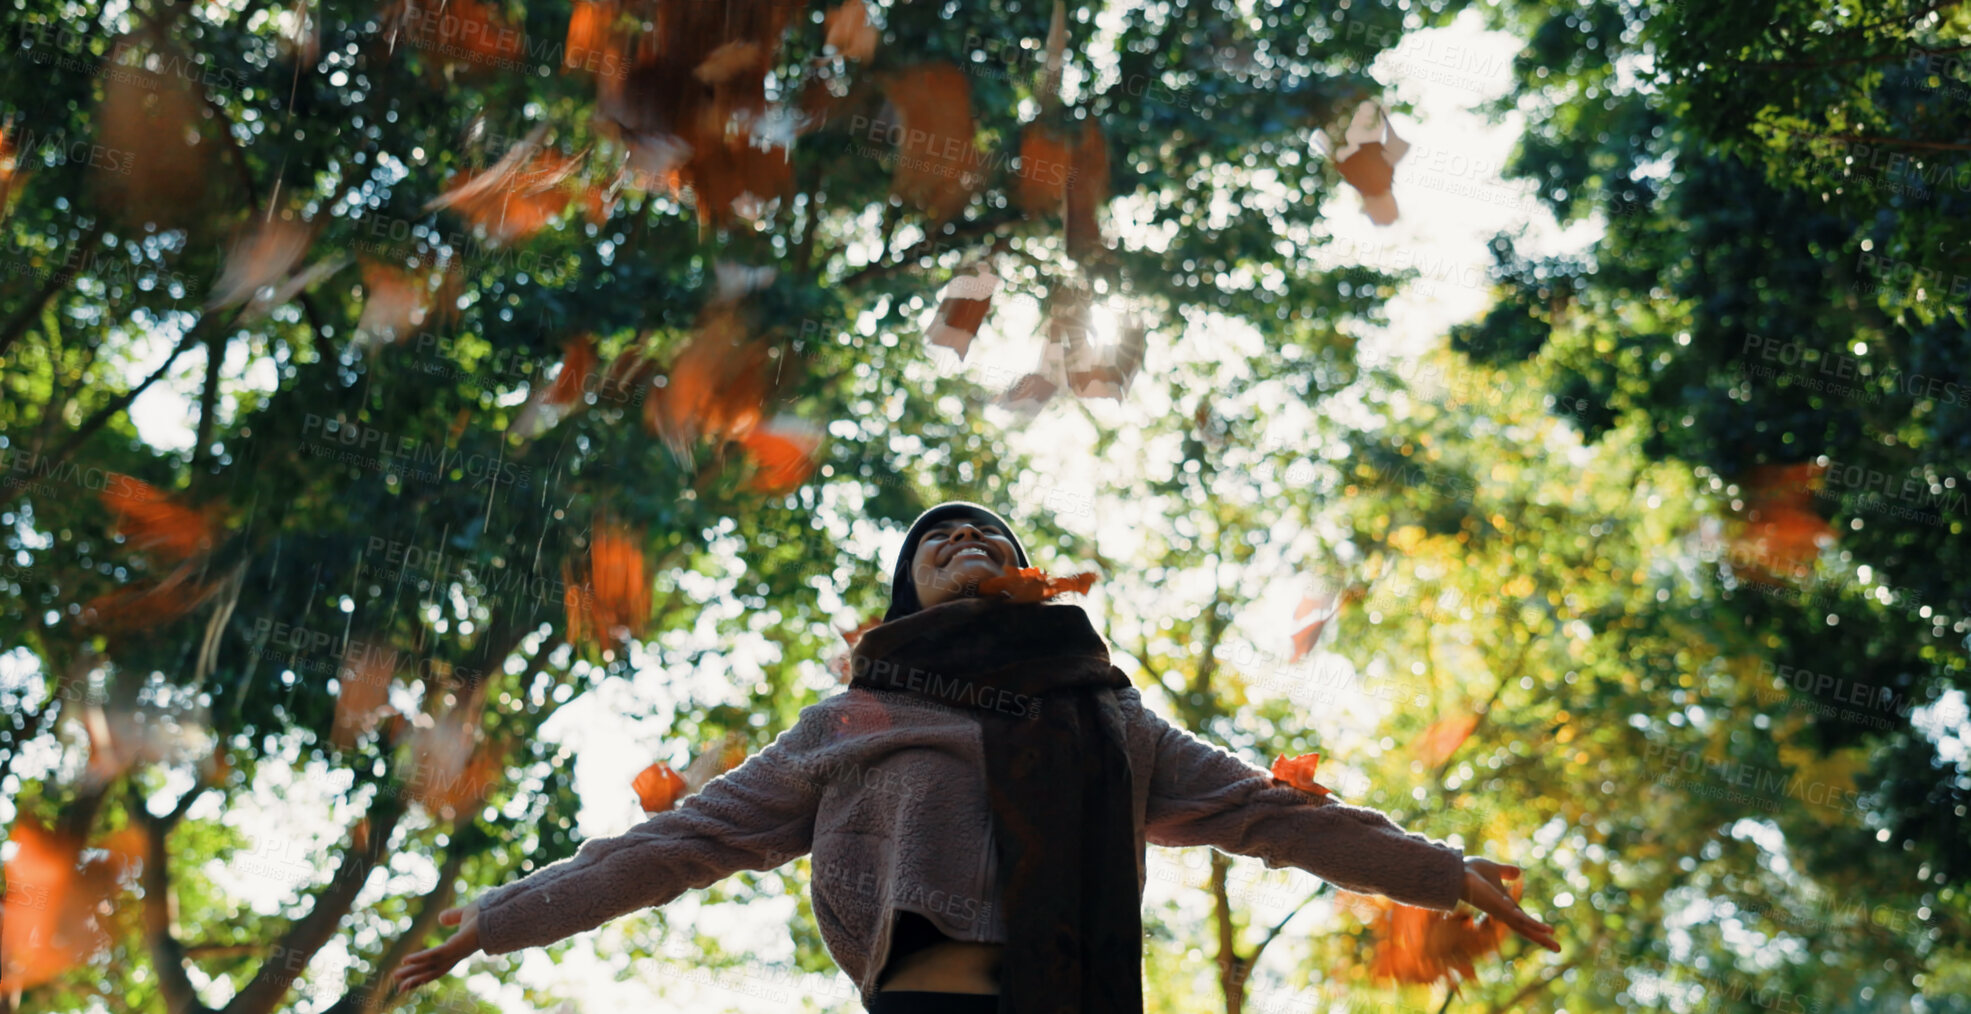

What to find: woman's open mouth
left=946, top=545, right=996, bottom=565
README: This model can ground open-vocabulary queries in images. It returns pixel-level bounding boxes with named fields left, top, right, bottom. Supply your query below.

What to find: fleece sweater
left=471, top=684, right=1467, bottom=1008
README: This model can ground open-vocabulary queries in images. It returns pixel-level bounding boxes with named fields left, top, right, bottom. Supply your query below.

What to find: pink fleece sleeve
left=1137, top=703, right=1467, bottom=912
left=473, top=709, right=830, bottom=955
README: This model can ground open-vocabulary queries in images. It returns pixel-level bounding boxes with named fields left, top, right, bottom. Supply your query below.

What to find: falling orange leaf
left=645, top=308, right=779, bottom=458
left=595, top=337, right=661, bottom=407
left=1322, top=100, right=1409, bottom=226
left=405, top=717, right=505, bottom=818
left=332, top=641, right=398, bottom=750
left=426, top=129, right=583, bottom=243
left=0, top=122, right=31, bottom=220
left=1288, top=592, right=1341, bottom=663
left=92, top=36, right=209, bottom=229
left=512, top=334, right=599, bottom=439
left=564, top=519, right=650, bottom=649
left=1016, top=122, right=1075, bottom=216
left=632, top=761, right=688, bottom=812
left=828, top=614, right=884, bottom=682
left=80, top=703, right=210, bottom=785
left=695, top=40, right=763, bottom=83
left=354, top=260, right=432, bottom=346
left=0, top=820, right=144, bottom=990
left=1729, top=462, right=1834, bottom=583
left=1348, top=880, right=1518, bottom=988
left=739, top=416, right=824, bottom=494
left=1064, top=311, right=1147, bottom=401
left=1270, top=752, right=1332, bottom=798
left=883, top=64, right=981, bottom=222
left=824, top=1, right=878, bottom=61
left=1064, top=119, right=1110, bottom=258
left=545, top=335, right=599, bottom=406
left=976, top=565, right=1099, bottom=604
left=563, top=0, right=624, bottom=76
left=678, top=732, right=749, bottom=792
left=206, top=217, right=314, bottom=311
left=1416, top=714, right=1480, bottom=768
left=999, top=289, right=1088, bottom=416
left=100, top=475, right=220, bottom=562
left=925, top=261, right=999, bottom=361
left=79, top=562, right=220, bottom=632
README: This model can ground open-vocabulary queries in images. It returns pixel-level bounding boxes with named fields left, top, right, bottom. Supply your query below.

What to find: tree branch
left=1245, top=885, right=1327, bottom=967
left=1486, top=954, right=1581, bottom=1014
left=194, top=329, right=225, bottom=468
left=1209, top=850, right=1246, bottom=1014
left=130, top=787, right=217, bottom=1014
left=217, top=794, right=408, bottom=1014
left=0, top=308, right=244, bottom=511
left=331, top=841, right=472, bottom=1014
left=0, top=219, right=107, bottom=363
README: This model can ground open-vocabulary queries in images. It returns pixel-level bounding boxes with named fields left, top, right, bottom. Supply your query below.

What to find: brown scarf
left=848, top=597, right=1144, bottom=1014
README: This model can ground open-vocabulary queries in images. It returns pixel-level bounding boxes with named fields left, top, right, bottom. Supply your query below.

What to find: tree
left=0, top=0, right=1459, bottom=1011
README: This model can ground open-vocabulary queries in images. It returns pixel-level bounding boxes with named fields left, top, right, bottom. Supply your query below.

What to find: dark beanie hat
left=884, top=501, right=1031, bottom=622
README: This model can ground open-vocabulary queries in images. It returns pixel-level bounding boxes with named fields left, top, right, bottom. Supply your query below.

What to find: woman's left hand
left=1460, top=857, right=1561, bottom=953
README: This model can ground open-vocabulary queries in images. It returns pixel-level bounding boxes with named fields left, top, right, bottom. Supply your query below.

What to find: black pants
left=867, top=990, right=1000, bottom=1014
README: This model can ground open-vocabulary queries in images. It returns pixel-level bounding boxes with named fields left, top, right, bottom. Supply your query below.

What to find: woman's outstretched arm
left=1131, top=690, right=1558, bottom=950
left=393, top=700, right=837, bottom=992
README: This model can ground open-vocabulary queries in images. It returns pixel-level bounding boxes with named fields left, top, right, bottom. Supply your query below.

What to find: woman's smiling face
left=910, top=516, right=1018, bottom=608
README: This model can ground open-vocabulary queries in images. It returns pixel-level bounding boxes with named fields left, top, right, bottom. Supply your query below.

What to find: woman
left=394, top=502, right=1560, bottom=1013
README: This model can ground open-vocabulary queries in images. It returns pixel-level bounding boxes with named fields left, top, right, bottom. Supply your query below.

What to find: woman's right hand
left=392, top=903, right=483, bottom=993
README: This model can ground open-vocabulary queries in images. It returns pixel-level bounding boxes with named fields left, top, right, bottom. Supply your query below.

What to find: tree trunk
left=1210, top=850, right=1245, bottom=1014
left=213, top=795, right=409, bottom=1014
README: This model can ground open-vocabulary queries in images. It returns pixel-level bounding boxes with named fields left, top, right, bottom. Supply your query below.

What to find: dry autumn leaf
left=426, top=127, right=584, bottom=243
left=999, top=288, right=1092, bottom=416
left=645, top=307, right=780, bottom=458
left=1, top=122, right=31, bottom=221
left=1730, top=462, right=1834, bottom=583
left=332, top=641, right=398, bottom=750
left=1016, top=122, right=1077, bottom=215
left=353, top=259, right=433, bottom=347
left=824, top=1, right=878, bottom=61
left=1348, top=879, right=1520, bottom=988
left=1320, top=100, right=1410, bottom=226
left=0, top=821, right=145, bottom=990
left=80, top=702, right=211, bottom=786
left=564, top=519, right=651, bottom=648
left=92, top=37, right=209, bottom=229
left=404, top=714, right=505, bottom=818
left=1288, top=591, right=1341, bottom=663
left=976, top=565, right=1099, bottom=604
left=633, top=760, right=688, bottom=812
left=883, top=64, right=982, bottom=222
left=998, top=359, right=1063, bottom=418
left=563, top=0, right=624, bottom=77
left=828, top=614, right=885, bottom=682
left=1064, top=311, right=1147, bottom=402
left=511, top=334, right=600, bottom=439
left=1270, top=751, right=1333, bottom=798
left=1416, top=714, right=1481, bottom=768
left=926, top=261, right=1000, bottom=361
left=739, top=415, right=824, bottom=494
left=207, top=216, right=314, bottom=311
left=78, top=565, right=221, bottom=632
left=1064, top=119, right=1110, bottom=258
left=100, top=474, right=220, bottom=561
left=679, top=731, right=750, bottom=792
left=695, top=40, right=763, bottom=83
